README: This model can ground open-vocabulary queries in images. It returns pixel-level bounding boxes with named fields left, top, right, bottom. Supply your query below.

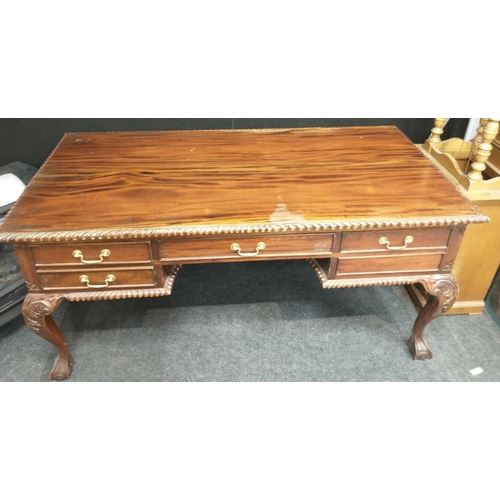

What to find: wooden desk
left=0, top=127, right=488, bottom=380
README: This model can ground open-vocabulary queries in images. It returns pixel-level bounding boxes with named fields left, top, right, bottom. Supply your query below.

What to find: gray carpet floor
left=1, top=260, right=500, bottom=382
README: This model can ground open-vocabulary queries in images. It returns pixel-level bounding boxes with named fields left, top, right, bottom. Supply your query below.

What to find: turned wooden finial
left=428, top=118, right=447, bottom=145
left=468, top=118, right=500, bottom=181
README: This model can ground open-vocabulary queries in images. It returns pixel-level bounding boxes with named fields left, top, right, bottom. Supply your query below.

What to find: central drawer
left=160, top=234, right=335, bottom=263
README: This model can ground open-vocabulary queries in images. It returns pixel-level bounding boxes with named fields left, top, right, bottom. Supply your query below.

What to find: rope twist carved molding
left=67, top=287, right=170, bottom=302
left=308, top=259, right=459, bottom=306
left=20, top=266, right=182, bottom=304
left=66, top=265, right=182, bottom=302
left=0, top=216, right=489, bottom=243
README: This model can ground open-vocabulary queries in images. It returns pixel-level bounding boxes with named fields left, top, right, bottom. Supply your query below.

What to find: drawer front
left=336, top=253, right=443, bottom=276
left=31, top=242, right=152, bottom=266
left=160, top=234, right=335, bottom=262
left=340, top=228, right=451, bottom=253
left=37, top=268, right=156, bottom=290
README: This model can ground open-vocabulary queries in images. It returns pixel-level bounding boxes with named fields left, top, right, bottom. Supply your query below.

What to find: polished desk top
left=0, top=126, right=487, bottom=242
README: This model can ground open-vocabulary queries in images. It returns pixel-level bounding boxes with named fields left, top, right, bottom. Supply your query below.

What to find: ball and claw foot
left=407, top=336, right=433, bottom=360
left=49, top=354, right=75, bottom=381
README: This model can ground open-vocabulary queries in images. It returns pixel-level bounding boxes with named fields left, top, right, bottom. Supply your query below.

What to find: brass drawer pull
left=230, top=242, right=266, bottom=257
left=79, top=274, right=116, bottom=288
left=72, top=249, right=111, bottom=264
left=379, top=235, right=414, bottom=250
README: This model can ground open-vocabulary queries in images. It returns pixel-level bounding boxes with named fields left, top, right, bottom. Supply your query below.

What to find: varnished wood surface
left=37, top=267, right=156, bottom=290
left=31, top=242, right=152, bottom=265
left=336, top=253, right=443, bottom=276
left=0, top=127, right=486, bottom=241
left=5, top=126, right=483, bottom=380
left=159, top=234, right=334, bottom=263
left=340, top=227, right=450, bottom=252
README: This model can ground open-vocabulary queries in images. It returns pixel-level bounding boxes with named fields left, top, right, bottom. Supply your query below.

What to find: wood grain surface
left=31, top=242, right=152, bottom=265
left=0, top=127, right=486, bottom=241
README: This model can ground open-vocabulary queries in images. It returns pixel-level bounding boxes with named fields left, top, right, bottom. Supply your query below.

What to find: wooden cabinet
left=407, top=119, right=500, bottom=315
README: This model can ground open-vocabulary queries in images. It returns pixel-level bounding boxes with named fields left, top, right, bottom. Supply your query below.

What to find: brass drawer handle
left=72, top=249, right=111, bottom=264
left=379, top=235, right=414, bottom=250
left=79, top=274, right=116, bottom=288
left=230, top=242, right=266, bottom=257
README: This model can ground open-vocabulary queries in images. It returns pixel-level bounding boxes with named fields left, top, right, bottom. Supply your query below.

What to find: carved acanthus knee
left=22, top=294, right=73, bottom=380
left=418, top=275, right=459, bottom=314
left=22, top=294, right=65, bottom=335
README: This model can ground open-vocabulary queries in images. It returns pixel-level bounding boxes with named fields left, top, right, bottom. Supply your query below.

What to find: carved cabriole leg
left=22, top=294, right=73, bottom=381
left=407, top=275, right=458, bottom=360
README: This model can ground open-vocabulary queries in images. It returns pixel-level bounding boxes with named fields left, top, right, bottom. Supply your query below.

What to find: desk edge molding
left=0, top=216, right=489, bottom=243
left=308, top=258, right=456, bottom=298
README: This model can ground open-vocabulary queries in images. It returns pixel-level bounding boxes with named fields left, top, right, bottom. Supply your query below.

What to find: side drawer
left=160, top=234, right=335, bottom=262
left=31, top=242, right=152, bottom=266
left=336, top=253, right=443, bottom=276
left=340, top=228, right=451, bottom=253
left=37, top=267, right=157, bottom=290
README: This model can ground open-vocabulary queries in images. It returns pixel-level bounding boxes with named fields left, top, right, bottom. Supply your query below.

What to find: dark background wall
left=0, top=118, right=468, bottom=168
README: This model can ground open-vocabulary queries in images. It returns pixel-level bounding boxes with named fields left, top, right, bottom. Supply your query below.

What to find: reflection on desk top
left=0, top=126, right=488, bottom=242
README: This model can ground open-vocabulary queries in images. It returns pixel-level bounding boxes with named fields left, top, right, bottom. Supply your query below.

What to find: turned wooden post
left=427, top=118, right=447, bottom=145
left=472, top=118, right=489, bottom=151
left=468, top=118, right=500, bottom=181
